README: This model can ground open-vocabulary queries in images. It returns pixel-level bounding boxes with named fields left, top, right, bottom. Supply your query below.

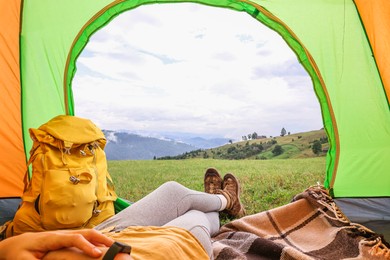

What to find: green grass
left=109, top=157, right=326, bottom=219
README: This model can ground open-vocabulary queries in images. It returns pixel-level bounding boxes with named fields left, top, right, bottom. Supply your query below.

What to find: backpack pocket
left=39, top=168, right=97, bottom=229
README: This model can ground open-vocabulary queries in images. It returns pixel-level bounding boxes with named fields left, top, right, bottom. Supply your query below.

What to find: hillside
left=158, top=129, right=329, bottom=160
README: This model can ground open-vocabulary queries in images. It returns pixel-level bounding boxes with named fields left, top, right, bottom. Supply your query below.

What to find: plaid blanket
left=212, top=186, right=390, bottom=259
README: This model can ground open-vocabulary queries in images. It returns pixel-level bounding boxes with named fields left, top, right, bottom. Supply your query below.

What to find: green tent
left=1, top=0, right=389, bottom=238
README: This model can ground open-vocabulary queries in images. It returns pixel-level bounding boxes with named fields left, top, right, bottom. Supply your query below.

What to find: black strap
left=102, top=241, right=131, bottom=260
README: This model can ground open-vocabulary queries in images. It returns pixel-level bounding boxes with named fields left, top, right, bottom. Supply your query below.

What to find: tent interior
left=0, top=0, right=389, bottom=241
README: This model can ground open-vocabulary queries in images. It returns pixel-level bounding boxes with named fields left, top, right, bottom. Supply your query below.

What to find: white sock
left=217, top=194, right=227, bottom=211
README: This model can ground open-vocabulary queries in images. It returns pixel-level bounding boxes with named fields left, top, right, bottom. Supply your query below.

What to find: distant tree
left=251, top=132, right=258, bottom=140
left=153, top=156, right=156, bottom=160
left=242, top=136, right=247, bottom=141
left=312, top=140, right=322, bottom=155
left=272, top=145, right=283, bottom=156
left=280, top=127, right=287, bottom=137
left=288, top=132, right=291, bottom=135
left=229, top=139, right=233, bottom=144
left=247, top=134, right=252, bottom=140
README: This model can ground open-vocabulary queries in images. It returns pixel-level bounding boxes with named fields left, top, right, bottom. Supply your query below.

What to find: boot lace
left=305, top=184, right=350, bottom=224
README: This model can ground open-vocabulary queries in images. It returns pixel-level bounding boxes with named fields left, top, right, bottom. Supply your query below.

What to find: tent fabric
left=20, top=0, right=389, bottom=199
left=20, top=0, right=114, bottom=153
left=0, top=0, right=26, bottom=197
left=256, top=0, right=390, bottom=198
left=354, top=0, right=390, bottom=104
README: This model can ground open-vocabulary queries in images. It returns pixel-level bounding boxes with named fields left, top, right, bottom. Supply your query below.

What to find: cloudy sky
left=72, top=3, right=323, bottom=141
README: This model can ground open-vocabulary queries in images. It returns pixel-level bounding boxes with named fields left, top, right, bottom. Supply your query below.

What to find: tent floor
left=0, top=197, right=21, bottom=225
left=335, top=198, right=390, bottom=242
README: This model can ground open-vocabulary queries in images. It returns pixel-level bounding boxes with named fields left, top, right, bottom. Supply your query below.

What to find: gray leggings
left=95, top=181, right=222, bottom=258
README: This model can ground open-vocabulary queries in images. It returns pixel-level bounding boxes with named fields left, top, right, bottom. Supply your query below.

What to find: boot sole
left=204, top=168, right=223, bottom=194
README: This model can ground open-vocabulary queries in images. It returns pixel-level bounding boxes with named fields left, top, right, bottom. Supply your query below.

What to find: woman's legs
left=95, top=174, right=244, bottom=259
left=164, top=210, right=220, bottom=259
left=95, top=181, right=223, bottom=231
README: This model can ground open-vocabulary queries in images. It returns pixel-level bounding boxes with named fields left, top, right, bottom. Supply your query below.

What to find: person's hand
left=0, top=229, right=130, bottom=259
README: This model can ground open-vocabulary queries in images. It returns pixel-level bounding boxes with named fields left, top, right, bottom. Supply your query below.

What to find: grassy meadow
left=108, top=157, right=326, bottom=218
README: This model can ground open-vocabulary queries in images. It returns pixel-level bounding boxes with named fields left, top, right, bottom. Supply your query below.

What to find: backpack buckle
left=69, top=175, right=80, bottom=184
left=93, top=209, right=102, bottom=216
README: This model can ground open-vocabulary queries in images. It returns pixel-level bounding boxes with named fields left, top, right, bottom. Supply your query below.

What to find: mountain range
left=103, top=130, right=230, bottom=160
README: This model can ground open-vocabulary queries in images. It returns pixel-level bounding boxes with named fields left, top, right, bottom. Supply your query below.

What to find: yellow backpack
left=11, top=115, right=117, bottom=236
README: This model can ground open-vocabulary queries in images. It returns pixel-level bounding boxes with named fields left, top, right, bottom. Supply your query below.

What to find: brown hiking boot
left=218, top=173, right=246, bottom=218
left=204, top=168, right=223, bottom=194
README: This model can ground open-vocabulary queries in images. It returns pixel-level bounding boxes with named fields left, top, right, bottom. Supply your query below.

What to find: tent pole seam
left=19, top=0, right=29, bottom=170
left=352, top=0, right=390, bottom=109
left=63, top=0, right=127, bottom=115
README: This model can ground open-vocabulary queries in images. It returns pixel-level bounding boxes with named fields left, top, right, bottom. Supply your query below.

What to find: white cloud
left=73, top=3, right=323, bottom=140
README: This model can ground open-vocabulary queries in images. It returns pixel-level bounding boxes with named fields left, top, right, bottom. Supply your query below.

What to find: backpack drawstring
left=59, top=140, right=73, bottom=165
